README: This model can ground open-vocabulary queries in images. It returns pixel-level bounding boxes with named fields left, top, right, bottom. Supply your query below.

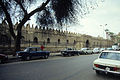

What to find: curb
left=8, top=53, right=62, bottom=59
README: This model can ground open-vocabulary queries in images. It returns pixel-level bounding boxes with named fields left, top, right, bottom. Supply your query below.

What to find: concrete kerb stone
left=50, top=52, right=62, bottom=56
left=7, top=52, right=62, bottom=59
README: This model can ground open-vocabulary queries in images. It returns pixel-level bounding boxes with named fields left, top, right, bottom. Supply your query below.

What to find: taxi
left=93, top=50, right=120, bottom=75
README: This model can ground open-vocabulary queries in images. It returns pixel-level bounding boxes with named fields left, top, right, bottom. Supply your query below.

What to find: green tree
left=0, top=0, right=100, bottom=53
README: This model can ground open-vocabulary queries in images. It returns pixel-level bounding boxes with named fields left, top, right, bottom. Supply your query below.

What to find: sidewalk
left=50, top=52, right=61, bottom=56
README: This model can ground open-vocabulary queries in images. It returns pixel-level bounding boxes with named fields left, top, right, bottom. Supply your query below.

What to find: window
left=74, top=40, right=76, bottom=44
left=29, top=48, right=37, bottom=52
left=99, top=52, right=120, bottom=61
left=58, top=39, right=60, bottom=44
left=21, top=36, right=25, bottom=43
left=33, top=37, right=38, bottom=43
left=66, top=40, right=69, bottom=44
left=47, top=38, right=50, bottom=43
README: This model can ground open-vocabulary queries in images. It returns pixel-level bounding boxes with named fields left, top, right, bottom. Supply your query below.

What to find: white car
left=93, top=50, right=120, bottom=75
left=93, top=48, right=100, bottom=54
left=99, top=48, right=105, bottom=52
left=81, top=48, right=93, bottom=54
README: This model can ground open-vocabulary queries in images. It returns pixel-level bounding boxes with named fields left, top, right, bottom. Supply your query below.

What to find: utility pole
left=100, top=24, right=107, bottom=39
left=66, top=25, right=68, bottom=49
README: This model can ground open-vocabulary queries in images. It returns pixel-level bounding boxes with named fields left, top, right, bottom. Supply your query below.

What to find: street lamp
left=100, top=24, right=107, bottom=39
left=65, top=24, right=70, bottom=49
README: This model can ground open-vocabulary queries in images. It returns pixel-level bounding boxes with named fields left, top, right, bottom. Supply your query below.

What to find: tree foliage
left=0, top=0, right=100, bottom=27
left=36, top=7, right=55, bottom=27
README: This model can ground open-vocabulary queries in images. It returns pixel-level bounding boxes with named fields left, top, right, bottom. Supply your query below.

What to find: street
left=0, top=54, right=119, bottom=80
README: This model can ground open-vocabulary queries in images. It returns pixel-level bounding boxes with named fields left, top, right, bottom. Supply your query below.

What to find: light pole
left=65, top=25, right=70, bottom=49
left=66, top=25, right=68, bottom=49
left=100, top=24, right=107, bottom=39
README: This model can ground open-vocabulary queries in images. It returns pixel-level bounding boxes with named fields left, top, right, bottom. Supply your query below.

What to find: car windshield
left=66, top=48, right=72, bottom=50
left=106, top=48, right=113, bottom=50
left=93, top=48, right=98, bottom=50
left=99, top=52, right=120, bottom=61
left=24, top=48, right=28, bottom=52
left=81, top=48, right=87, bottom=50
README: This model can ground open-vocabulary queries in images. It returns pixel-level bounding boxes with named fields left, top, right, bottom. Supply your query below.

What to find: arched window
left=58, top=39, right=60, bottom=44
left=47, top=38, right=50, bottom=43
left=93, top=42, right=95, bottom=47
left=74, top=40, right=76, bottom=44
left=66, top=40, right=69, bottom=44
left=21, top=36, right=25, bottom=43
left=33, top=37, right=38, bottom=43
left=86, top=40, right=89, bottom=48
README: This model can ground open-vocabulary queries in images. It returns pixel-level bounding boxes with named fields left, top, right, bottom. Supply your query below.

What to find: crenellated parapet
left=22, top=23, right=81, bottom=37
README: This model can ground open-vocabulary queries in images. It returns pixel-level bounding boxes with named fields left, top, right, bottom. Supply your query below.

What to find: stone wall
left=0, top=22, right=114, bottom=52
left=19, top=23, right=113, bottom=51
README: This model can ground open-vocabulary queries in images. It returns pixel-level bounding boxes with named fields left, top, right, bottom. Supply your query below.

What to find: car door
left=29, top=48, right=37, bottom=58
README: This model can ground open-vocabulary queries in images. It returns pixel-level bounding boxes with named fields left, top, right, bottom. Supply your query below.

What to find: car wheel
left=0, top=59, right=5, bottom=64
left=68, top=53, right=71, bottom=57
left=44, top=55, right=48, bottom=59
left=62, top=54, right=65, bottom=57
left=0, top=60, right=2, bottom=63
left=26, top=56, right=31, bottom=60
left=96, top=70, right=100, bottom=74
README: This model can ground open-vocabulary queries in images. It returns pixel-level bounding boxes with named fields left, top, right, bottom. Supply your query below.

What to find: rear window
left=99, top=52, right=120, bottom=61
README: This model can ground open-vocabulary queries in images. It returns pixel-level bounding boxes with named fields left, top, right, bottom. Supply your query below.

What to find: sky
left=28, top=0, right=120, bottom=39
left=68, top=0, right=120, bottom=38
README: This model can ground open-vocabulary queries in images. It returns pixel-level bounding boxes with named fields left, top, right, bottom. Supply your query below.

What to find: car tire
left=68, top=53, right=71, bottom=57
left=26, top=56, right=31, bottom=60
left=0, top=59, right=5, bottom=64
left=44, top=55, right=48, bottom=59
left=62, top=54, right=65, bottom=57
left=0, top=60, right=2, bottom=64
left=95, top=70, right=100, bottom=74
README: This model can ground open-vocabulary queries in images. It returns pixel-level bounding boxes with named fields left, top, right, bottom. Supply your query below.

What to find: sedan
left=93, top=50, right=120, bottom=75
left=0, top=54, right=8, bottom=63
left=93, top=48, right=100, bottom=54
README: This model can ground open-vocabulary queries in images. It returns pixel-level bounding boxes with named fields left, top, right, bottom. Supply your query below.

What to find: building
left=0, top=21, right=113, bottom=52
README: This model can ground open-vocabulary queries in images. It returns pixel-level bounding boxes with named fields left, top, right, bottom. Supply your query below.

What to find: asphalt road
left=0, top=54, right=119, bottom=80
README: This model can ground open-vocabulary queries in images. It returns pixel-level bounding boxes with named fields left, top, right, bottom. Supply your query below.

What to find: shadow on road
left=96, top=73, right=120, bottom=80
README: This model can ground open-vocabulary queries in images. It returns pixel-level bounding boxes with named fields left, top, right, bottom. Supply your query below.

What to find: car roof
left=102, top=50, right=120, bottom=53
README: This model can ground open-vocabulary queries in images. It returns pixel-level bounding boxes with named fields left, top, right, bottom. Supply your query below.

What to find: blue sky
left=68, top=0, right=120, bottom=38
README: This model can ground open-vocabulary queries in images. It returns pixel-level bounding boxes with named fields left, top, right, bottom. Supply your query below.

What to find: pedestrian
left=40, top=45, right=44, bottom=51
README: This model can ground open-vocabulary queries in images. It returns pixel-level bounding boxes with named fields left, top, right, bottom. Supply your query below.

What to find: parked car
left=112, top=45, right=119, bottom=50
left=80, top=48, right=93, bottom=55
left=61, top=48, right=79, bottom=56
left=93, top=50, right=120, bottom=75
left=16, top=47, right=50, bottom=60
left=106, top=47, right=114, bottom=50
left=0, top=54, right=8, bottom=63
left=93, top=48, right=100, bottom=54
left=99, top=48, right=106, bottom=52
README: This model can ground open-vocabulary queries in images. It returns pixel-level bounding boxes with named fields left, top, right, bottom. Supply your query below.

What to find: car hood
left=0, top=54, right=6, bottom=56
left=94, top=58, right=120, bottom=68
